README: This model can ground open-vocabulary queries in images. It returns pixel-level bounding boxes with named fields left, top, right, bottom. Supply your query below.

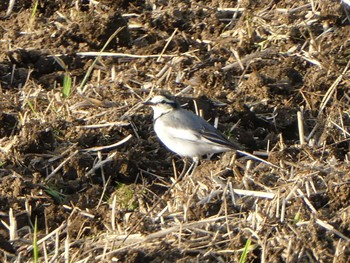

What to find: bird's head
left=143, top=95, right=180, bottom=119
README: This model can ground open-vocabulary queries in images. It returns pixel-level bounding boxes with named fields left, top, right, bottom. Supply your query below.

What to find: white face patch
left=148, top=95, right=177, bottom=119
left=151, top=103, right=173, bottom=119
left=150, top=95, right=173, bottom=104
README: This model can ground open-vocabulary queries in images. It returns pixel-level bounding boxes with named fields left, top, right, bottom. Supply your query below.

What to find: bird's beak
left=143, top=101, right=153, bottom=106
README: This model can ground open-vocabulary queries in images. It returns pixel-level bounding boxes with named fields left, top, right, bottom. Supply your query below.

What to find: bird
left=143, top=95, right=241, bottom=175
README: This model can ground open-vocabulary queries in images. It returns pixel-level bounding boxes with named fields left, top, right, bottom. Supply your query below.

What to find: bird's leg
left=189, top=161, right=198, bottom=177
left=184, top=162, right=193, bottom=176
left=187, top=157, right=199, bottom=177
left=179, top=157, right=189, bottom=177
left=206, top=153, right=214, bottom=160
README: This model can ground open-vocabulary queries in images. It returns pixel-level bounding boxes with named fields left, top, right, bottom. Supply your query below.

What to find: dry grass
left=0, top=0, right=350, bottom=262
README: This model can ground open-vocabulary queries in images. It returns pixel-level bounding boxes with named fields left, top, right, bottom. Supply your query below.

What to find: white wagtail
left=144, top=95, right=241, bottom=174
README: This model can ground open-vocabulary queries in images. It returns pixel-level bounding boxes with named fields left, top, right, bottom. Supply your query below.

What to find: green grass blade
left=33, top=217, right=38, bottom=263
left=27, top=100, right=36, bottom=114
left=239, top=238, right=251, bottom=263
left=44, top=186, right=66, bottom=204
left=31, top=1, right=39, bottom=19
left=293, top=211, right=301, bottom=224
left=62, top=72, right=72, bottom=98
left=30, top=0, right=39, bottom=28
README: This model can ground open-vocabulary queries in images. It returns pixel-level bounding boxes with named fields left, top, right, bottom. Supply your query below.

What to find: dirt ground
left=0, top=0, right=350, bottom=262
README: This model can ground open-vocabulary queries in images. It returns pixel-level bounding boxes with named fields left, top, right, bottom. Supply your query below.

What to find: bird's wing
left=159, top=109, right=238, bottom=149
left=198, top=127, right=236, bottom=148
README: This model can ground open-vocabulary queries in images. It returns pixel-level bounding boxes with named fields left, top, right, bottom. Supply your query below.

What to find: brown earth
left=0, top=0, right=350, bottom=262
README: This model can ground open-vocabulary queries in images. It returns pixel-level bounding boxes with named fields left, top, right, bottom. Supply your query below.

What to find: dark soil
left=0, top=0, right=350, bottom=262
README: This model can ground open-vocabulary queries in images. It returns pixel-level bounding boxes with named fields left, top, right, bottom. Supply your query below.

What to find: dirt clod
left=0, top=0, right=350, bottom=262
